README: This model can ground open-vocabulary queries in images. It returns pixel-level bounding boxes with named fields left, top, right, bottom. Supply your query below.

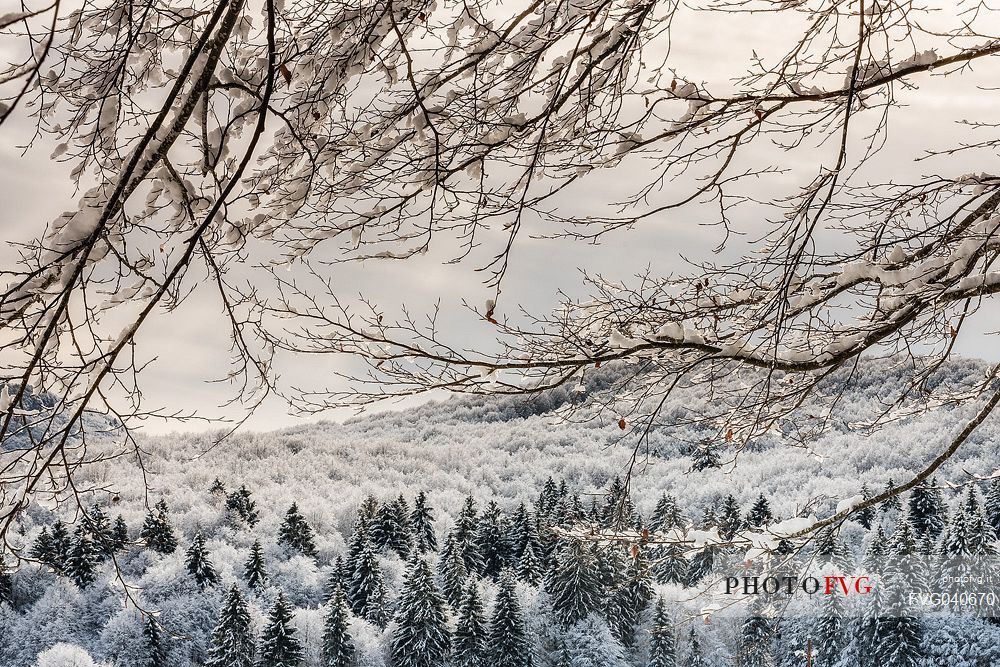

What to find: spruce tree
left=348, top=536, right=388, bottom=627
left=66, top=525, right=97, bottom=588
left=476, top=501, right=509, bottom=579
left=226, top=485, right=259, bottom=526
left=745, top=493, right=773, bottom=528
left=31, top=527, right=57, bottom=571
left=648, top=598, right=676, bottom=667
left=142, top=616, right=168, bottom=667
left=437, top=532, right=469, bottom=609
left=244, top=539, right=267, bottom=592
left=278, top=503, right=317, bottom=558
left=716, top=494, right=744, bottom=541
left=608, top=547, right=654, bottom=647
left=322, top=587, right=355, bottom=667
left=86, top=504, right=114, bottom=557
left=518, top=540, right=542, bottom=586
left=454, top=496, right=485, bottom=575
left=489, top=570, right=531, bottom=667
left=0, top=558, right=13, bottom=607
left=985, top=478, right=1000, bottom=536
left=812, top=588, right=845, bottom=667
left=452, top=579, right=488, bottom=667
left=111, top=515, right=129, bottom=551
left=907, top=478, right=945, bottom=541
left=652, top=542, right=688, bottom=586
left=538, top=477, right=558, bottom=522
left=208, top=584, right=256, bottom=667
left=881, top=479, right=902, bottom=513
left=736, top=604, right=774, bottom=667
left=186, top=531, right=220, bottom=589
left=141, top=503, right=177, bottom=554
left=49, top=520, right=72, bottom=572
left=390, top=557, right=450, bottom=667
left=546, top=540, right=601, bottom=626
left=324, top=555, right=346, bottom=600
left=651, top=494, right=681, bottom=532
left=683, top=627, right=707, bottom=667
left=260, top=592, right=304, bottom=667
left=411, top=491, right=438, bottom=553
left=855, top=483, right=875, bottom=529
left=602, top=476, right=637, bottom=530
left=684, top=546, right=716, bottom=587
left=813, top=527, right=853, bottom=571
left=690, top=444, right=721, bottom=472
left=209, top=477, right=226, bottom=495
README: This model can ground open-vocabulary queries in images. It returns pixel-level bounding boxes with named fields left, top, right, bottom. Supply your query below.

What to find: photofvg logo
left=723, top=575, right=873, bottom=596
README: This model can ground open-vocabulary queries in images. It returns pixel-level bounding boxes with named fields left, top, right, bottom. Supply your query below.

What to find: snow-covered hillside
left=3, top=356, right=1000, bottom=667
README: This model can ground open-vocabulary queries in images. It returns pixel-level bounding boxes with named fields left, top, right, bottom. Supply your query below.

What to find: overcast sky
left=2, top=5, right=998, bottom=435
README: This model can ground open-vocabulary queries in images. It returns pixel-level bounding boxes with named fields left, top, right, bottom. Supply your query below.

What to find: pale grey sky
left=2, top=6, right=998, bottom=434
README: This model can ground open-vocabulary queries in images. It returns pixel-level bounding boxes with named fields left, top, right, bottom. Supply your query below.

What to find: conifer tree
left=881, top=478, right=902, bottom=513
left=208, top=584, right=256, bottom=667
left=476, top=501, right=509, bottom=579
left=538, top=477, right=558, bottom=522
left=411, top=491, right=438, bottom=553
left=437, top=532, right=469, bottom=609
left=716, top=494, right=745, bottom=541
left=855, top=483, right=876, bottom=530
left=140, top=503, right=177, bottom=554
left=985, top=478, right=1000, bottom=536
left=736, top=604, right=773, bottom=667
left=648, top=598, right=676, bottom=667
left=278, top=503, right=317, bottom=558
left=322, top=587, right=355, bottom=667
left=454, top=496, right=485, bottom=575
left=66, top=525, right=97, bottom=588
left=111, top=515, right=129, bottom=551
left=186, top=531, right=220, bottom=589
left=390, top=557, right=450, bottom=667
left=608, top=548, right=654, bottom=647
left=651, top=494, right=682, bottom=532
left=31, top=527, right=57, bottom=571
left=652, top=541, right=689, bottom=586
left=0, top=561, right=11, bottom=607
left=508, top=503, right=542, bottom=584
left=906, top=478, right=945, bottom=541
left=324, top=555, right=346, bottom=601
left=489, top=570, right=532, bottom=667
left=260, top=592, right=304, bottom=667
left=602, top=476, right=637, bottom=530
left=370, top=498, right=412, bottom=558
left=343, top=516, right=368, bottom=583
left=546, top=540, right=601, bottom=626
left=452, top=579, right=488, bottom=667
left=813, top=527, right=853, bottom=571
left=683, top=627, right=707, bottom=667
left=244, top=539, right=267, bottom=592
left=226, top=485, right=259, bottom=526
left=209, top=477, right=226, bottom=495
left=358, top=495, right=380, bottom=523
left=690, top=444, right=721, bottom=472
left=861, top=525, right=888, bottom=576
left=49, top=520, right=72, bottom=571
left=142, top=616, right=168, bottom=667
left=86, top=504, right=114, bottom=557
left=684, top=546, right=716, bottom=587
left=348, top=537, right=388, bottom=627
left=518, top=540, right=542, bottom=586
left=812, top=588, right=845, bottom=667
left=745, top=494, right=773, bottom=528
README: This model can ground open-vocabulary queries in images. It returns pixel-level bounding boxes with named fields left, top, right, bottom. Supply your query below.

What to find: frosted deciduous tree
left=4, top=0, right=1000, bottom=554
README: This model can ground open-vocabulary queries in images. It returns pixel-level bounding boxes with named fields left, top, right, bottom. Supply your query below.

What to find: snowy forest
left=2, top=359, right=1000, bottom=666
